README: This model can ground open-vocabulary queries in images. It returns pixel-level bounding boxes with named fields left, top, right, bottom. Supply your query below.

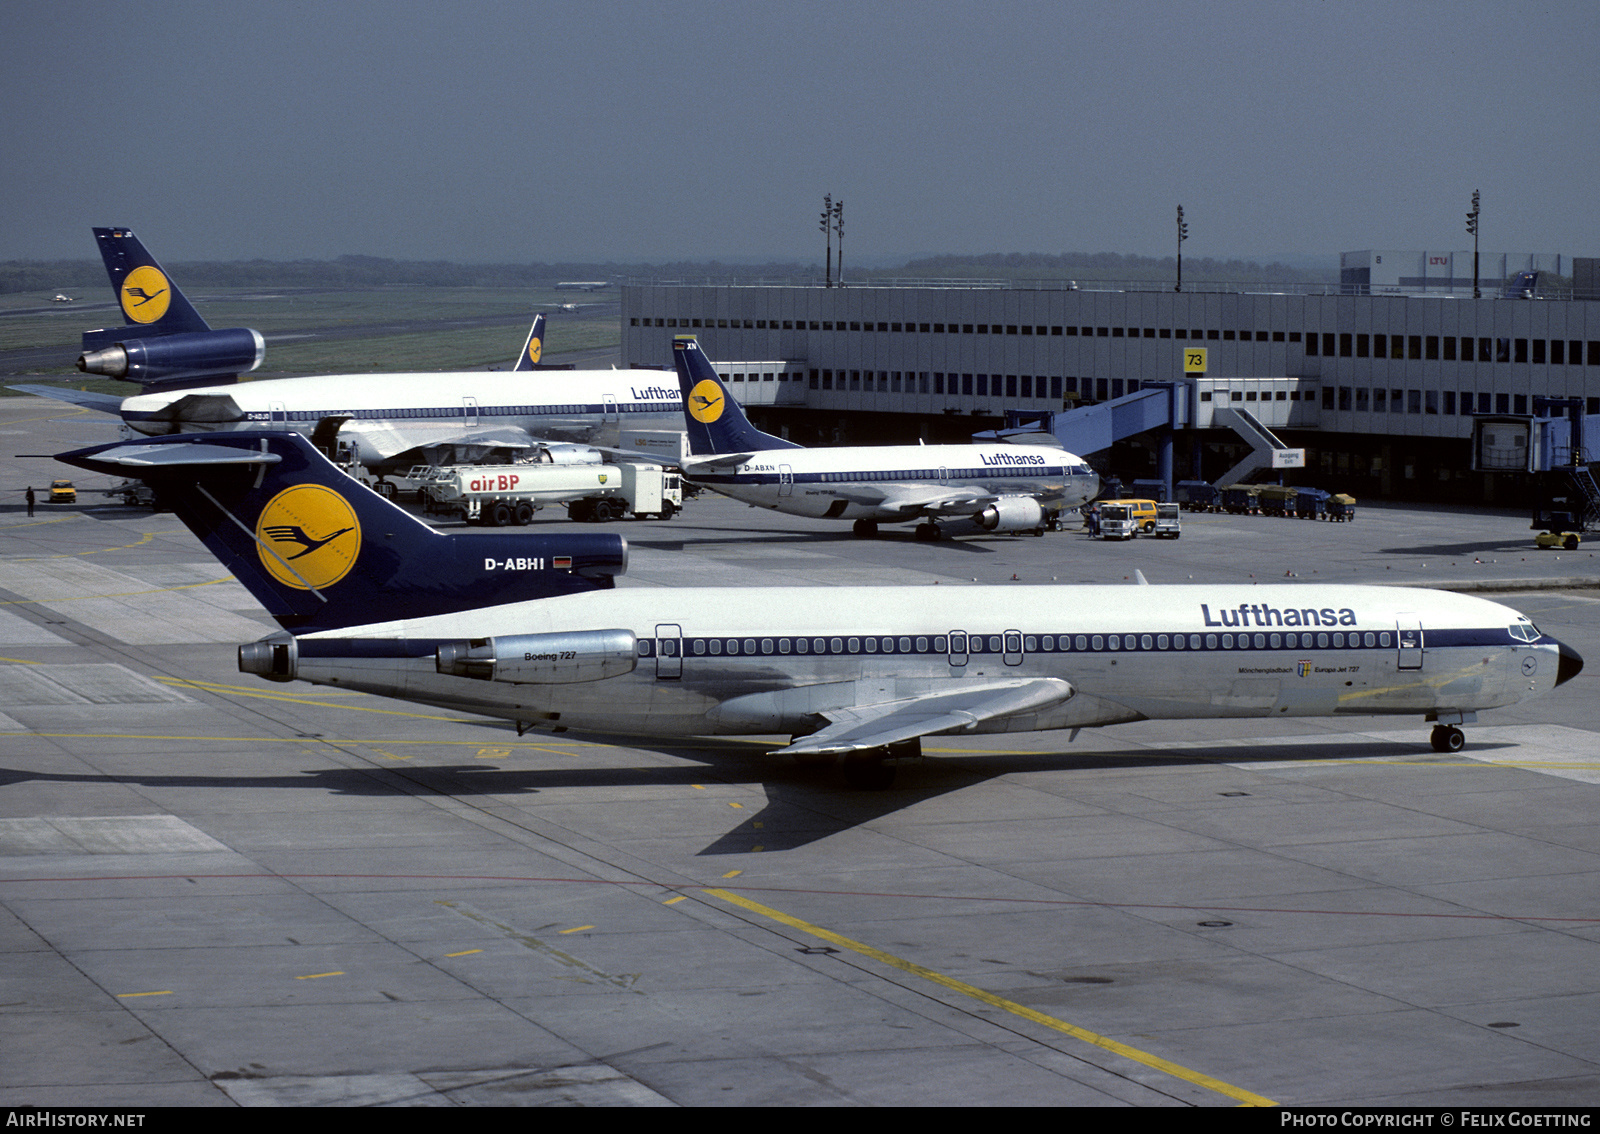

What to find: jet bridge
left=976, top=377, right=1315, bottom=498
left=1472, top=400, right=1600, bottom=533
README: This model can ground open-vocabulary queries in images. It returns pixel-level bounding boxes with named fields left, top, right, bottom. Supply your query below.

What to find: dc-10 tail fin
left=77, top=227, right=264, bottom=391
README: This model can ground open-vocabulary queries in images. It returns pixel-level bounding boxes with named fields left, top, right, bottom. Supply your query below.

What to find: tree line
left=0, top=250, right=1334, bottom=296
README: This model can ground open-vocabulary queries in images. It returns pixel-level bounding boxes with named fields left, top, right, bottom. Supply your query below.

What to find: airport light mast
left=821, top=194, right=834, bottom=287
left=833, top=199, right=845, bottom=287
left=1175, top=205, right=1188, bottom=293
left=1466, top=189, right=1481, bottom=299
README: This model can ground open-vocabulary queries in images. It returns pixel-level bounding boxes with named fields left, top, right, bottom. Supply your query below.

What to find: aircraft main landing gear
left=852, top=519, right=878, bottom=537
left=839, top=737, right=921, bottom=790
left=1430, top=724, right=1465, bottom=753
left=914, top=522, right=942, bottom=541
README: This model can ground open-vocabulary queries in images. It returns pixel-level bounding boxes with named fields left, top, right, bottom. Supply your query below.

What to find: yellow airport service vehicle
left=1536, top=531, right=1580, bottom=550
left=48, top=479, right=76, bottom=503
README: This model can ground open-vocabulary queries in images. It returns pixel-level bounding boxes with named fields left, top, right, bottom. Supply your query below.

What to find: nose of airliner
left=1555, top=639, right=1584, bottom=687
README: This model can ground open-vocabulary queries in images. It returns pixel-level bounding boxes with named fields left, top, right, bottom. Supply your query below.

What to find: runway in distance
left=672, top=335, right=1098, bottom=539
left=12, top=227, right=684, bottom=476
left=57, top=431, right=1582, bottom=787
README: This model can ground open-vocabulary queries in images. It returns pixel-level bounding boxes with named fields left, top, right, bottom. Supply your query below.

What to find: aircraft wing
left=7, top=384, right=126, bottom=415
left=775, top=677, right=1074, bottom=757
left=338, top=420, right=538, bottom=460
left=856, top=487, right=996, bottom=519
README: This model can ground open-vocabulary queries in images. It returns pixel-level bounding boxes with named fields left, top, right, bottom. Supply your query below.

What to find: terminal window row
left=635, top=316, right=1295, bottom=340
left=800, top=371, right=1323, bottom=407
left=635, top=317, right=1600, bottom=365
left=808, top=370, right=1065, bottom=400
left=1307, top=333, right=1600, bottom=365
left=1321, top=387, right=1600, bottom=416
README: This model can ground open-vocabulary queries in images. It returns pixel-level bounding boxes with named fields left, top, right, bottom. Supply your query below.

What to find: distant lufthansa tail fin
left=55, top=431, right=627, bottom=634
left=671, top=335, right=801, bottom=456
left=1503, top=270, right=1539, bottom=299
left=511, top=313, right=547, bottom=371
left=77, top=227, right=264, bottom=391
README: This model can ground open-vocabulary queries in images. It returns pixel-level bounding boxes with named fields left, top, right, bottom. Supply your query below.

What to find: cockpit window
left=1509, top=621, right=1541, bottom=643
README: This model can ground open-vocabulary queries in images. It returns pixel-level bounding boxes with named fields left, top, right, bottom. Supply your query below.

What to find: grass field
left=1, top=286, right=622, bottom=385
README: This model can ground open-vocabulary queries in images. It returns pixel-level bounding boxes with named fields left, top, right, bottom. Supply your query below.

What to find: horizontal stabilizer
left=681, top=453, right=756, bottom=473
left=72, top=440, right=280, bottom=468
left=777, top=678, right=1074, bottom=756
left=7, top=384, right=125, bottom=415
left=54, top=431, right=628, bottom=634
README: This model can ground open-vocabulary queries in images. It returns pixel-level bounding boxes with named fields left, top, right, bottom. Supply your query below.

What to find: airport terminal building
left=621, top=265, right=1600, bottom=503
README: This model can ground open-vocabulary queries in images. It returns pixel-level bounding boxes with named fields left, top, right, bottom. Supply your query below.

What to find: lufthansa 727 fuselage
left=256, top=583, right=1577, bottom=750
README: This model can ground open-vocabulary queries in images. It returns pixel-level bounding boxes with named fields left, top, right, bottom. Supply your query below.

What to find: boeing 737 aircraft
left=58, top=431, right=1581, bottom=788
left=13, top=228, right=684, bottom=476
left=671, top=336, right=1097, bottom=538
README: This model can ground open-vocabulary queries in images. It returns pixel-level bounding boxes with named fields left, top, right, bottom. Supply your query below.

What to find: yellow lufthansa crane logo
left=254, top=485, right=361, bottom=590
left=120, top=266, right=171, bottom=324
left=527, top=335, right=542, bottom=365
left=688, top=379, right=725, bottom=423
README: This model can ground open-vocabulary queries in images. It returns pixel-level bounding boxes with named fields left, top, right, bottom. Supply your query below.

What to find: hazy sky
left=3, top=0, right=1595, bottom=265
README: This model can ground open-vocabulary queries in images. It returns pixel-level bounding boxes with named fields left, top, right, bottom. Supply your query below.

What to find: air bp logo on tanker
left=255, top=485, right=361, bottom=590
left=688, top=379, right=725, bottom=423
left=120, top=265, right=171, bottom=324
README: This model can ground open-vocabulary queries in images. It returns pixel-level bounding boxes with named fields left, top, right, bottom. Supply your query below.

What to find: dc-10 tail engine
left=79, top=327, right=266, bottom=388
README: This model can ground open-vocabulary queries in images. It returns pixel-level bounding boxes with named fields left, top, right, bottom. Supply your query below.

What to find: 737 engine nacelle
left=436, top=629, right=637, bottom=684
left=974, top=496, right=1044, bottom=532
left=78, top=327, right=265, bottom=386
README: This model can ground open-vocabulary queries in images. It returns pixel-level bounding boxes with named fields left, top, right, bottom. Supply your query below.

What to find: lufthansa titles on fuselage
left=1200, top=602, right=1359, bottom=628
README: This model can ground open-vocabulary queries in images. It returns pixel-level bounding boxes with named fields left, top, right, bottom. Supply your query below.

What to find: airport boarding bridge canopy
left=976, top=377, right=1317, bottom=486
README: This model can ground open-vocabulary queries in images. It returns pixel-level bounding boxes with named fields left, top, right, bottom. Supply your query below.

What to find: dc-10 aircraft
left=671, top=335, right=1097, bottom=538
left=57, top=431, right=1582, bottom=788
left=12, top=227, right=684, bottom=476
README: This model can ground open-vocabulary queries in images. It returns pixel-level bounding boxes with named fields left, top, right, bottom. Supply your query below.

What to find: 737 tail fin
left=55, top=431, right=626, bottom=634
left=511, top=313, right=546, bottom=371
left=671, top=335, right=801, bottom=456
left=77, top=227, right=264, bottom=390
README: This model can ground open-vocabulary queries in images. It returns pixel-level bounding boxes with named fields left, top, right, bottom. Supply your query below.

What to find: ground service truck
left=416, top=454, right=681, bottom=525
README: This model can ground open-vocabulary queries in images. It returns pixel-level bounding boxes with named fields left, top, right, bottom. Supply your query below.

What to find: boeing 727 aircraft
left=58, top=431, right=1581, bottom=788
left=13, top=228, right=683, bottom=476
left=672, top=336, right=1097, bottom=538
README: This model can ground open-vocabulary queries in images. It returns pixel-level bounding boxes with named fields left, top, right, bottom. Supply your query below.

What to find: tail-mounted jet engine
left=436, top=630, right=638, bottom=684
left=78, top=327, right=266, bottom=388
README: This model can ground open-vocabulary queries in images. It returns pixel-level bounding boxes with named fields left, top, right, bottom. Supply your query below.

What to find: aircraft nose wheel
left=1430, top=725, right=1466, bottom=753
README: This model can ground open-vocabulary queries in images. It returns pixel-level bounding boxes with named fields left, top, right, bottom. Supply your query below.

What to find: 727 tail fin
left=77, top=227, right=264, bottom=390
left=55, top=431, right=626, bottom=634
left=671, top=335, right=801, bottom=456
